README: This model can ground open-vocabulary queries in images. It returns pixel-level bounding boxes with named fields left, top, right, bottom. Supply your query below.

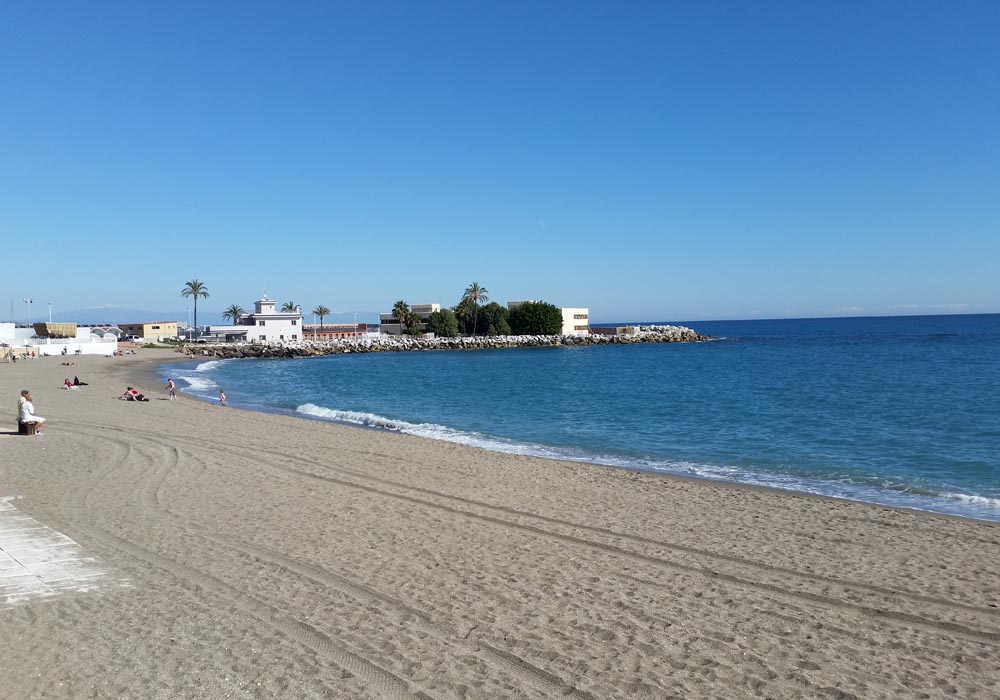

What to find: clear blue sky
left=2, top=1, right=998, bottom=323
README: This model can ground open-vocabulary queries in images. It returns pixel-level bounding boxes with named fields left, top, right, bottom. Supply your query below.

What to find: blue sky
left=2, top=1, right=998, bottom=324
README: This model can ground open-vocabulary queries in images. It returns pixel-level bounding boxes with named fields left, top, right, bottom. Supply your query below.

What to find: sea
left=160, top=313, right=1000, bottom=521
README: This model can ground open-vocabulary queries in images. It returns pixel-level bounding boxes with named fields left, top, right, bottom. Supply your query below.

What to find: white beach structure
left=207, top=295, right=303, bottom=343
left=0, top=322, right=118, bottom=359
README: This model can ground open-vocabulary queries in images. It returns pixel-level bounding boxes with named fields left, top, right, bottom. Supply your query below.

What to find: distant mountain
left=21, top=307, right=382, bottom=327
left=40, top=308, right=190, bottom=326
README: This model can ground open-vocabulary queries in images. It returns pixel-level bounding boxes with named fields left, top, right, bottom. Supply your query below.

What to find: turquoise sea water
left=162, top=314, right=1000, bottom=521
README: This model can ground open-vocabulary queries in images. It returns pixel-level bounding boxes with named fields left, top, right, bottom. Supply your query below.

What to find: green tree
left=312, top=304, right=331, bottom=331
left=461, top=282, right=489, bottom=336
left=509, top=301, right=563, bottom=335
left=479, top=302, right=510, bottom=336
left=281, top=301, right=297, bottom=312
left=426, top=309, right=459, bottom=337
left=223, top=304, right=245, bottom=324
left=181, top=279, right=209, bottom=334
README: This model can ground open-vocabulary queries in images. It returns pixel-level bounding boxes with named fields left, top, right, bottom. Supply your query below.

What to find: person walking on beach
left=219, top=388, right=227, bottom=407
left=165, top=378, right=176, bottom=400
left=18, top=390, right=46, bottom=435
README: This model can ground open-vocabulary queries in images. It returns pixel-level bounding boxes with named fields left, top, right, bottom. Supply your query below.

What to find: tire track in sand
left=112, top=425, right=1000, bottom=697
left=117, top=424, right=998, bottom=627
left=56, top=426, right=423, bottom=700
left=237, top=442, right=1000, bottom=645
left=64, top=420, right=1000, bottom=644
left=128, top=430, right=600, bottom=700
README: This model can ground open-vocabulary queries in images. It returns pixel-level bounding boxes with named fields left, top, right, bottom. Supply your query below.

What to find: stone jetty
left=182, top=325, right=711, bottom=360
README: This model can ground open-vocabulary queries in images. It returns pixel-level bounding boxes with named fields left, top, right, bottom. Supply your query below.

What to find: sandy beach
left=1, top=350, right=998, bottom=699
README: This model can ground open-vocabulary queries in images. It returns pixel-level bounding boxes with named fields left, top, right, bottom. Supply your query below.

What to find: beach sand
left=1, top=350, right=999, bottom=699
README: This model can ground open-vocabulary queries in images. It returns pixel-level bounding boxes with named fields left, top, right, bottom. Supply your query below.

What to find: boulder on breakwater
left=182, top=325, right=712, bottom=360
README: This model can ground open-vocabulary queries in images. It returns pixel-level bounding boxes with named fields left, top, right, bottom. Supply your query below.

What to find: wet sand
left=1, top=349, right=999, bottom=698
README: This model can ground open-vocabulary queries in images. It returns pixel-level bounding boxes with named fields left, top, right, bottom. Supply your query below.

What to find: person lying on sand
left=119, top=387, right=149, bottom=402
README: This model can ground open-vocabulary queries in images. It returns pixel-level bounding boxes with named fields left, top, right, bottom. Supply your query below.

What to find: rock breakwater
left=183, top=325, right=711, bottom=360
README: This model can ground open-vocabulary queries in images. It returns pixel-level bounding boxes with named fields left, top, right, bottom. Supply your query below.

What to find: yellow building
left=119, top=321, right=179, bottom=341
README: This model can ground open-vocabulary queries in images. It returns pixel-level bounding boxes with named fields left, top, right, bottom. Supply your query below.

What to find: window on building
left=280, top=335, right=285, bottom=340
left=152, top=325, right=160, bottom=330
left=574, top=314, right=588, bottom=320
left=291, top=320, right=297, bottom=325
left=292, top=334, right=298, bottom=340
left=259, top=335, right=266, bottom=340
left=575, top=325, right=589, bottom=331
left=258, top=320, right=265, bottom=326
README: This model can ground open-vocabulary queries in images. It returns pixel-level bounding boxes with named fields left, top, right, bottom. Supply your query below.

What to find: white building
left=560, top=307, right=591, bottom=336
left=380, top=303, right=440, bottom=335
left=207, top=295, right=303, bottom=343
left=507, top=302, right=590, bottom=336
left=0, top=322, right=117, bottom=359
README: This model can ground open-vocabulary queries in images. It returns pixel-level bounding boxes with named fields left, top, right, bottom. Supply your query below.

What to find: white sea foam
left=177, top=374, right=219, bottom=392
left=941, top=492, right=1000, bottom=509
left=172, top=359, right=228, bottom=393
left=174, top=361, right=227, bottom=392
left=295, top=404, right=564, bottom=456
left=193, top=360, right=224, bottom=372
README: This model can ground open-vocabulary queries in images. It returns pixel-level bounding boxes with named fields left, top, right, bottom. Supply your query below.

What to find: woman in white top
left=18, top=390, right=46, bottom=434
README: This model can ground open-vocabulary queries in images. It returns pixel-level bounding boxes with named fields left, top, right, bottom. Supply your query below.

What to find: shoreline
left=2, top=350, right=999, bottom=697
left=162, top=351, right=1000, bottom=524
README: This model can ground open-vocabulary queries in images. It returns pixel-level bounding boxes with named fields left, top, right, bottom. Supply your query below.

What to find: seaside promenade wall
left=183, top=325, right=711, bottom=360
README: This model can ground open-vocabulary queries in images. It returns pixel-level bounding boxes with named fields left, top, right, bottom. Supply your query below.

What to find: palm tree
left=461, top=282, right=489, bottom=336
left=281, top=301, right=297, bottom=312
left=312, top=304, right=331, bottom=331
left=455, top=297, right=475, bottom=335
left=392, top=300, right=412, bottom=333
left=181, top=279, right=209, bottom=335
left=223, top=304, right=245, bottom=324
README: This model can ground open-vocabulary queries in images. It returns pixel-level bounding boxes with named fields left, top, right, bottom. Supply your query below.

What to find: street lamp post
left=48, top=302, right=52, bottom=323
left=22, top=298, right=32, bottom=326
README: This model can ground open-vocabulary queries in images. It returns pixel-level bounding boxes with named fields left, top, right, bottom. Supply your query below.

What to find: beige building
left=119, top=321, right=179, bottom=341
left=380, top=304, right=440, bottom=335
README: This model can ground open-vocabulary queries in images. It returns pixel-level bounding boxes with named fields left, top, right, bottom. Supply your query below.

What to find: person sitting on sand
left=63, top=378, right=79, bottom=390
left=18, top=390, right=46, bottom=434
